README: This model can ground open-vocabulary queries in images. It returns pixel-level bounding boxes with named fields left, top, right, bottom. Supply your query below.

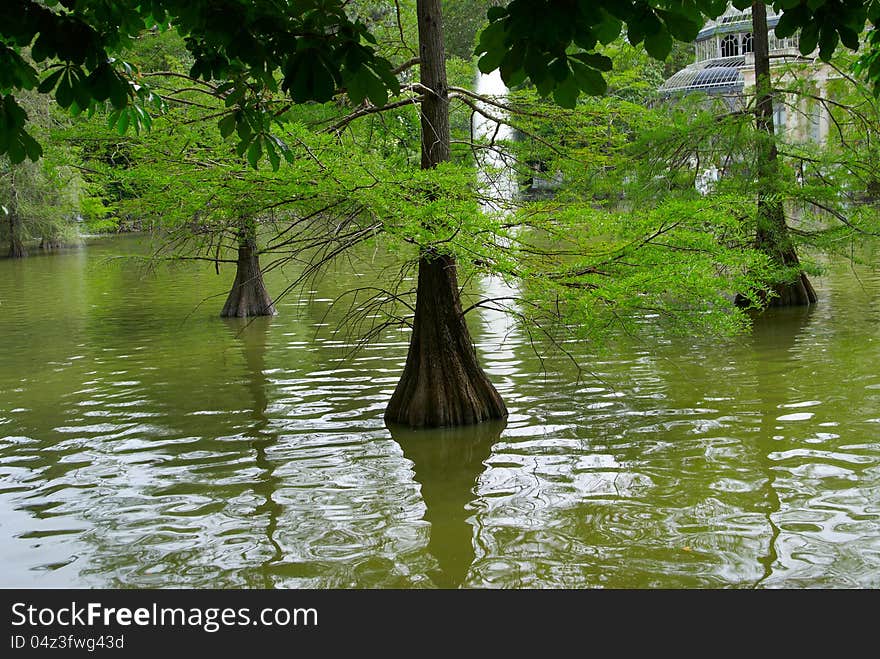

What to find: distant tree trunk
left=7, top=210, right=26, bottom=258
left=220, top=223, right=276, bottom=318
left=384, top=0, right=507, bottom=427
left=7, top=174, right=26, bottom=258
left=39, top=233, right=62, bottom=250
left=737, top=2, right=816, bottom=307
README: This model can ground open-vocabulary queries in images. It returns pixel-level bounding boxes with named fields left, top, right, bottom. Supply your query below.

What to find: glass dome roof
left=659, top=61, right=745, bottom=96
left=659, top=3, right=798, bottom=98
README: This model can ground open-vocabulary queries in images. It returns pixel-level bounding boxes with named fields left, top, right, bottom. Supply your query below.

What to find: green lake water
left=1, top=235, right=879, bottom=588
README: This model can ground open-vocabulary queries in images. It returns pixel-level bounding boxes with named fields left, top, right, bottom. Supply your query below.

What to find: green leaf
left=476, top=20, right=507, bottom=55
left=7, top=136, right=26, bottom=164
left=549, top=57, right=569, bottom=83
left=22, top=132, right=42, bottom=161
left=774, top=11, right=802, bottom=39
left=363, top=70, right=387, bottom=106
left=572, top=31, right=598, bottom=52
left=72, top=76, right=91, bottom=110
left=37, top=68, right=65, bottom=94
left=86, top=64, right=115, bottom=102
left=800, top=23, right=820, bottom=55
left=594, top=15, right=622, bottom=45
left=486, top=6, right=507, bottom=21
left=56, top=78, right=74, bottom=108
left=265, top=138, right=280, bottom=171
left=478, top=49, right=505, bottom=74
left=658, top=10, right=701, bottom=42
left=224, top=85, right=245, bottom=108
left=552, top=74, right=579, bottom=108
left=535, top=74, right=556, bottom=97
left=218, top=113, right=236, bottom=139
left=838, top=26, right=860, bottom=51
left=818, top=26, right=839, bottom=60
left=215, top=81, right=235, bottom=95
left=30, top=34, right=53, bottom=63
left=236, top=115, right=252, bottom=141
left=284, top=51, right=338, bottom=103
left=572, top=52, right=613, bottom=72
left=571, top=61, right=608, bottom=96
left=117, top=109, right=130, bottom=135
left=345, top=70, right=367, bottom=105
left=644, top=28, right=673, bottom=60
left=375, top=61, right=400, bottom=96
left=500, top=47, right=528, bottom=87
left=247, top=138, right=262, bottom=169
left=109, top=76, right=129, bottom=109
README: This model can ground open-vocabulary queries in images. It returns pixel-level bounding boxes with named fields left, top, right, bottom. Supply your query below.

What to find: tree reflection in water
left=389, top=420, right=505, bottom=588
left=224, top=316, right=283, bottom=586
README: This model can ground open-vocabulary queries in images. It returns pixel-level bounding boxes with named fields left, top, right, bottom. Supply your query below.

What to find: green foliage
left=0, top=154, right=83, bottom=249
left=0, top=89, right=87, bottom=248
left=766, top=0, right=868, bottom=59
left=0, top=0, right=403, bottom=165
left=508, top=196, right=774, bottom=344
left=464, top=86, right=777, bottom=342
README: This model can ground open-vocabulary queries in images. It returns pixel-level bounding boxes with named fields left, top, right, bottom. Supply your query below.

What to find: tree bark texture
left=7, top=210, right=26, bottom=258
left=384, top=0, right=507, bottom=427
left=386, top=253, right=508, bottom=427
left=7, top=172, right=26, bottom=258
left=220, top=233, right=276, bottom=318
left=743, top=2, right=817, bottom=307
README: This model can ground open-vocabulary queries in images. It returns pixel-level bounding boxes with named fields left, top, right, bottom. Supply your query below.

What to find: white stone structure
left=660, top=5, right=833, bottom=144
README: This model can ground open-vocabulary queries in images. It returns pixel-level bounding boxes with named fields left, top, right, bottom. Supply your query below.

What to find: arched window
left=741, top=33, right=753, bottom=54
left=721, top=34, right=739, bottom=57
left=773, top=103, right=786, bottom=134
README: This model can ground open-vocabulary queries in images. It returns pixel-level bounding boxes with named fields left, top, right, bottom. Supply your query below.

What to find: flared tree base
left=8, top=239, right=27, bottom=258
left=385, top=255, right=507, bottom=428
left=737, top=271, right=818, bottom=308
left=220, top=244, right=276, bottom=318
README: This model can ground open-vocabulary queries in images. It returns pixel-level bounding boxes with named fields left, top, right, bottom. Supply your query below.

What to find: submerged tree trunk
left=40, top=235, right=62, bottom=251
left=7, top=210, right=26, bottom=258
left=738, top=2, right=816, bottom=308
left=386, top=253, right=508, bottom=426
left=384, top=0, right=506, bottom=427
left=220, top=231, right=276, bottom=318
left=7, top=172, right=27, bottom=258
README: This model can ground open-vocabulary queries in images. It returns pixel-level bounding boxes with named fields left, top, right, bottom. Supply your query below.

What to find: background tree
left=1, top=88, right=85, bottom=257
left=742, top=1, right=817, bottom=306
